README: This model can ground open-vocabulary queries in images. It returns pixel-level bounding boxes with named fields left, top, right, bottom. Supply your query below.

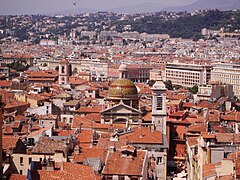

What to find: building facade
left=211, top=63, right=240, bottom=97
left=165, top=62, right=212, bottom=88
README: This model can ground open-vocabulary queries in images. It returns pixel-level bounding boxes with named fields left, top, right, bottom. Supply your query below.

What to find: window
left=156, top=96, right=163, bottom=110
left=156, top=157, right=162, bottom=165
left=70, top=118, right=73, bottom=124
left=20, top=170, right=23, bottom=175
left=61, top=66, right=65, bottom=73
left=29, top=157, right=32, bottom=164
left=40, top=158, right=42, bottom=162
left=20, top=157, right=23, bottom=165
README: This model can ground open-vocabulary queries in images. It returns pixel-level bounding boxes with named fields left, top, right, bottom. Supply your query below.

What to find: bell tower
left=151, top=71, right=167, bottom=135
left=118, top=63, right=128, bottom=79
left=59, top=58, right=69, bottom=85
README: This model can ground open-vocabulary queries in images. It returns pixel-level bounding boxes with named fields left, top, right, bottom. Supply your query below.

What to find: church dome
left=108, top=78, right=138, bottom=99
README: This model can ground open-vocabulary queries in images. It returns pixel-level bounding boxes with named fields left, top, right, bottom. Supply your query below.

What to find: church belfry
left=59, top=58, right=69, bottom=85
left=151, top=71, right=167, bottom=135
left=118, top=63, right=128, bottom=79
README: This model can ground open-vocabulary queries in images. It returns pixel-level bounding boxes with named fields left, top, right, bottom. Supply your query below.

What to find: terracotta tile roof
left=2, top=136, right=19, bottom=153
left=187, top=137, right=198, bottom=146
left=169, top=111, right=186, bottom=117
left=201, top=132, right=216, bottom=139
left=84, top=113, right=101, bottom=123
left=207, top=110, right=220, bottom=122
left=236, top=152, right=240, bottom=176
left=216, top=133, right=240, bottom=143
left=73, top=148, right=107, bottom=163
left=198, top=101, right=218, bottom=109
left=55, top=129, right=75, bottom=136
left=31, top=136, right=67, bottom=155
left=28, top=71, right=56, bottom=78
left=4, top=125, right=13, bottom=134
left=72, top=116, right=93, bottom=129
left=119, top=127, right=162, bottom=144
left=61, top=162, right=96, bottom=180
left=0, top=80, right=11, bottom=87
left=203, top=162, right=221, bottom=178
left=14, top=115, right=28, bottom=121
left=75, top=107, right=102, bottom=113
left=102, top=150, right=146, bottom=176
left=12, top=121, right=20, bottom=128
left=9, top=174, right=27, bottom=180
left=182, top=102, right=195, bottom=108
left=4, top=101, right=29, bottom=109
left=96, top=133, right=127, bottom=149
left=167, top=94, right=187, bottom=100
left=77, top=130, right=92, bottom=144
left=217, top=175, right=234, bottom=180
left=38, top=114, right=58, bottom=120
left=69, top=77, right=88, bottom=85
left=27, top=94, right=49, bottom=101
left=187, top=123, right=206, bottom=133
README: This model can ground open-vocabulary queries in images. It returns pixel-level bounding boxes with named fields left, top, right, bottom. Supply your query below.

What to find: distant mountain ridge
left=163, top=0, right=240, bottom=12
left=54, top=0, right=240, bottom=15
left=108, top=3, right=166, bottom=13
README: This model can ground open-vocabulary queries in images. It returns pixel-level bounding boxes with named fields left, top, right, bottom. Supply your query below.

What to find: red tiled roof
left=0, top=80, right=11, bottom=87
left=119, top=127, right=162, bottom=144
left=4, top=101, right=29, bottom=109
left=187, top=137, right=198, bottom=146
left=202, top=162, right=221, bottom=178
left=182, top=102, right=195, bottom=108
left=75, top=107, right=102, bottom=113
left=73, top=148, right=107, bottom=163
left=102, top=150, right=146, bottom=176
left=216, top=133, right=240, bottom=143
left=28, top=71, right=56, bottom=78
left=77, top=130, right=92, bottom=144
left=187, top=123, right=206, bottom=133
left=9, top=174, right=27, bottom=180
left=2, top=136, right=19, bottom=153
left=167, top=94, right=187, bottom=100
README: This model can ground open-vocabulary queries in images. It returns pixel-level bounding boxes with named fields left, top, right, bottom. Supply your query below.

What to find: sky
left=0, top=0, right=198, bottom=15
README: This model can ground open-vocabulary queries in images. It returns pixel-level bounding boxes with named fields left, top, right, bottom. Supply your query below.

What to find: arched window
left=61, top=66, right=65, bottom=73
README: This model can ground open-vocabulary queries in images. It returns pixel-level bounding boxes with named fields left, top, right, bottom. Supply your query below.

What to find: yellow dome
left=108, top=78, right=138, bottom=99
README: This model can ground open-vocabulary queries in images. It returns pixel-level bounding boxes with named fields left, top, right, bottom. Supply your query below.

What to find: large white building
left=165, top=62, right=212, bottom=88
left=211, top=63, right=240, bottom=97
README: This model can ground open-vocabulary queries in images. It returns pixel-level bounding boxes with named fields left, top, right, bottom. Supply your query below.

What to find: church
left=101, top=64, right=167, bottom=135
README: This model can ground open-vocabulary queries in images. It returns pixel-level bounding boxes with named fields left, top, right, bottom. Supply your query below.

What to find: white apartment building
left=165, top=62, right=212, bottom=88
left=211, top=63, right=240, bottom=97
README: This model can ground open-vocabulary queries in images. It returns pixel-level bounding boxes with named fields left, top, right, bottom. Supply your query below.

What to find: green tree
left=188, top=85, right=198, bottom=94
left=164, top=80, right=173, bottom=90
left=148, top=80, right=156, bottom=87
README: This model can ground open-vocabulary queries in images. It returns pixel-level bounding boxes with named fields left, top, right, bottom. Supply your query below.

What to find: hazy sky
left=0, top=0, right=198, bottom=15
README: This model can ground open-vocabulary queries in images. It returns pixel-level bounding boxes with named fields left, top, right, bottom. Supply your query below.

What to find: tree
left=188, top=85, right=198, bottom=94
left=148, top=80, right=156, bottom=87
left=164, top=80, right=173, bottom=90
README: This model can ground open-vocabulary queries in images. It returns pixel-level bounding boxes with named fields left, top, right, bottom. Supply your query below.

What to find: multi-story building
left=211, top=63, right=240, bottom=97
left=165, top=62, right=212, bottom=88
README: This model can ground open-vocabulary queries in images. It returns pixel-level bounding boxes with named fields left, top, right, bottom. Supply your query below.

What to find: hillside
left=112, top=10, right=240, bottom=40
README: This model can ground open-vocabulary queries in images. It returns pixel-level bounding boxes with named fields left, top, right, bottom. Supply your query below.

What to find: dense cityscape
left=1, top=6, right=240, bottom=180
